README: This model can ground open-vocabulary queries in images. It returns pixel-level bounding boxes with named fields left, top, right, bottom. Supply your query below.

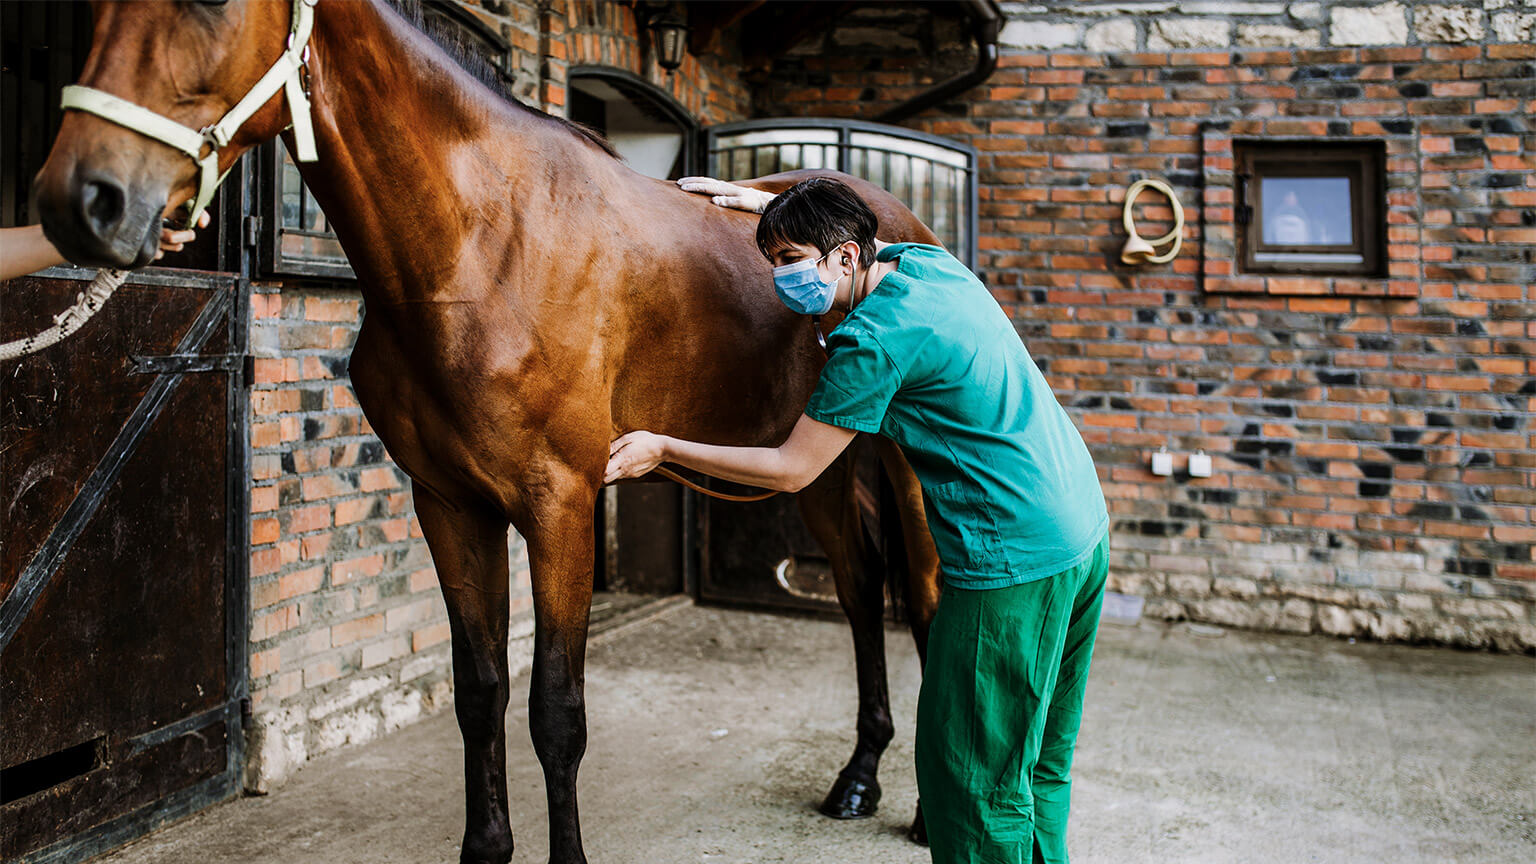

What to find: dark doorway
left=1, top=3, right=250, bottom=861
left=571, top=68, right=698, bottom=596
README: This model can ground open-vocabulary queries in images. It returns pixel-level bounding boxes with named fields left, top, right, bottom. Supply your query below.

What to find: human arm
left=676, top=176, right=777, bottom=214
left=606, top=413, right=858, bottom=493
left=0, top=226, right=66, bottom=280
left=0, top=213, right=209, bottom=282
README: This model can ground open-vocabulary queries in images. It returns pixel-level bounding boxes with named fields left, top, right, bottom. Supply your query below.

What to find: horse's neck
left=296, top=0, right=597, bottom=309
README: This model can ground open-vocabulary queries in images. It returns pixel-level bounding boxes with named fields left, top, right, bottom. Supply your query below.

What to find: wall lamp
left=640, top=5, right=688, bottom=72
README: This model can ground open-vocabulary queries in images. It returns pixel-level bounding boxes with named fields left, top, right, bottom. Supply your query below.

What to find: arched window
left=568, top=68, right=698, bottom=181
left=705, top=119, right=978, bottom=269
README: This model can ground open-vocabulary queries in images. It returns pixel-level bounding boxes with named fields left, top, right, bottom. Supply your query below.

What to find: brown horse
left=33, top=2, right=943, bottom=861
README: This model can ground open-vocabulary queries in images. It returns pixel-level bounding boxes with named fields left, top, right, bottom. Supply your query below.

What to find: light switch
left=1151, top=448, right=1173, bottom=476
left=1189, top=451, right=1212, bottom=478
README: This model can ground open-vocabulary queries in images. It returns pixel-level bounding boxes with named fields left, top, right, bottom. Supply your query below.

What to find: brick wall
left=756, top=0, right=1536, bottom=651
left=243, top=0, right=752, bottom=791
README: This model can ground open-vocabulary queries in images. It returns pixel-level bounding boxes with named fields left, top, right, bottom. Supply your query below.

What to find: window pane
left=1261, top=177, right=1353, bottom=246
left=280, top=155, right=304, bottom=229
left=278, top=141, right=348, bottom=266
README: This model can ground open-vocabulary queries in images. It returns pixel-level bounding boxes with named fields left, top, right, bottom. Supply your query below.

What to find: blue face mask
left=771, top=248, right=841, bottom=316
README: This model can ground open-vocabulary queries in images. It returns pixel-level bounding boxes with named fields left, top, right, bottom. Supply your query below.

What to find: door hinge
left=242, top=215, right=261, bottom=248
left=1236, top=204, right=1253, bottom=225
left=240, top=697, right=252, bottom=723
left=130, top=354, right=243, bottom=375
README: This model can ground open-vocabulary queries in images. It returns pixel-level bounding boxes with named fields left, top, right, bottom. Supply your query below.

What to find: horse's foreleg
left=415, top=488, right=515, bottom=864
left=798, top=453, right=892, bottom=820
left=521, top=483, right=598, bottom=864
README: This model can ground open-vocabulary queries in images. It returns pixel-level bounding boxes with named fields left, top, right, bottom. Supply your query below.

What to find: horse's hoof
left=818, top=774, right=881, bottom=819
left=907, top=801, right=928, bottom=845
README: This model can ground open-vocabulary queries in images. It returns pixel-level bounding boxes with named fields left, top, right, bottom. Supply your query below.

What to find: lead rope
left=0, top=268, right=127, bottom=362
left=653, top=466, right=778, bottom=503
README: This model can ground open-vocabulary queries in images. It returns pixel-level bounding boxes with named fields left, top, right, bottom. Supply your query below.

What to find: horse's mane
left=381, top=0, right=620, bottom=160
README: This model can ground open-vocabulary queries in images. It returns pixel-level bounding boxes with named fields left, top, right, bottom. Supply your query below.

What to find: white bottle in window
left=1267, top=189, right=1313, bottom=245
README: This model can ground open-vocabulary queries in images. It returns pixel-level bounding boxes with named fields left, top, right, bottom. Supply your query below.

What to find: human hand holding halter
left=677, top=176, right=776, bottom=214
left=154, top=210, right=210, bottom=261
left=606, top=431, right=669, bottom=484
left=0, top=211, right=210, bottom=281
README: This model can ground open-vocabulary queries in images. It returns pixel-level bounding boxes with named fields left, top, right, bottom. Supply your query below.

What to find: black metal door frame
left=1, top=162, right=254, bottom=864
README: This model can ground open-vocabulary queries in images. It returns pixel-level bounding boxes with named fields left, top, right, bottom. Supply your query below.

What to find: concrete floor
left=98, top=602, right=1535, bottom=864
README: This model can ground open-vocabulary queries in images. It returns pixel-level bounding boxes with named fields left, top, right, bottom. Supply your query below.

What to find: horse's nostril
left=80, top=177, right=126, bottom=237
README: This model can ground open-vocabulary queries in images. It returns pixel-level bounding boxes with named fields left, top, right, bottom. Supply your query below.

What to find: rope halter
left=59, top=0, right=320, bottom=230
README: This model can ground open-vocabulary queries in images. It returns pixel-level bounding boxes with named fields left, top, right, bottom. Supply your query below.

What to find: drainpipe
left=875, top=0, right=1003, bottom=124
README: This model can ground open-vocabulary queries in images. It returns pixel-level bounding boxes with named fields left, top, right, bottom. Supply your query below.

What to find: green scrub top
left=804, top=243, right=1108, bottom=590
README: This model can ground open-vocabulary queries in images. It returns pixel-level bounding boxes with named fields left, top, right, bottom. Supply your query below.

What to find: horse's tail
left=852, top=438, right=911, bottom=625
left=877, top=464, right=910, bottom=624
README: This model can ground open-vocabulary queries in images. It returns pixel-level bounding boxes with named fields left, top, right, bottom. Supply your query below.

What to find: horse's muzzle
left=35, top=168, right=163, bottom=270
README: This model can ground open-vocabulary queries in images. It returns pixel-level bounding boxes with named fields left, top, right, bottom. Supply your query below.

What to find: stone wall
left=242, top=0, right=752, bottom=791
left=754, top=0, right=1536, bottom=651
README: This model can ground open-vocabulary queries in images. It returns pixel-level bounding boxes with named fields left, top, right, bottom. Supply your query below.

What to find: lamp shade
left=652, top=17, right=687, bottom=71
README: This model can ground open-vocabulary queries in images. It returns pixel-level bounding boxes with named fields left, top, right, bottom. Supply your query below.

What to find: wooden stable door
left=1, top=271, right=249, bottom=864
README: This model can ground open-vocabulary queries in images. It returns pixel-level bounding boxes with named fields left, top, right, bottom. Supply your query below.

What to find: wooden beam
left=740, top=1, right=856, bottom=77
left=686, top=1, right=766, bottom=55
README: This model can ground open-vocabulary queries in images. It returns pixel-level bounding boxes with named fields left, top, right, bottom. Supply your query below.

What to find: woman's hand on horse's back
left=606, top=431, right=668, bottom=484
left=677, top=177, right=776, bottom=214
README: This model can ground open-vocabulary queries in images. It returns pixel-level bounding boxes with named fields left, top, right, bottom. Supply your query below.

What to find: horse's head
left=34, top=0, right=305, bottom=268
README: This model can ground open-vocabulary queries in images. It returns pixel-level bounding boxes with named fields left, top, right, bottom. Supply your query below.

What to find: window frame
left=1235, top=140, right=1386, bottom=278
left=257, top=140, right=354, bottom=280
left=256, top=0, right=515, bottom=281
left=703, top=118, right=979, bottom=270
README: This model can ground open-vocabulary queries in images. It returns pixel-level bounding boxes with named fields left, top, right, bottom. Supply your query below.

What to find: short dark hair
left=756, top=177, right=878, bottom=268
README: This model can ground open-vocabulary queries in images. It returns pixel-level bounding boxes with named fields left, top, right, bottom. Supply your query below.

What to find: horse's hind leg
left=797, top=452, right=892, bottom=820
left=873, top=439, right=943, bottom=843
left=414, top=488, right=516, bottom=864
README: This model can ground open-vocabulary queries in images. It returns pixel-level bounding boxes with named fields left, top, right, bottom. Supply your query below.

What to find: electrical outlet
left=1189, top=451, right=1212, bottom=478
left=1151, top=448, right=1173, bottom=476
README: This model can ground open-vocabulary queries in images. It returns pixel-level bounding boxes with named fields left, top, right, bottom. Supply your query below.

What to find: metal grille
left=705, top=119, right=978, bottom=269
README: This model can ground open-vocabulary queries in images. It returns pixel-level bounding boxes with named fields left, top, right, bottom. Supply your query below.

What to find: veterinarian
left=606, top=176, right=1108, bottom=864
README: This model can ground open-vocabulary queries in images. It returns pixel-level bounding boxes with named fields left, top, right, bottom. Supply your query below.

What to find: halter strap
left=60, top=0, right=319, bottom=229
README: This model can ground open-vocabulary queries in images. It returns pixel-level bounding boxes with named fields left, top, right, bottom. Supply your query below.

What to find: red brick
left=284, top=505, right=331, bottom=535
left=251, top=485, right=278, bottom=513
left=334, top=497, right=377, bottom=526
left=278, top=566, right=324, bottom=600
left=250, top=648, right=280, bottom=678
left=302, top=474, right=353, bottom=501
left=386, top=598, right=439, bottom=632
left=330, top=614, right=384, bottom=648
left=410, top=568, right=438, bottom=593
left=333, top=553, right=385, bottom=586
left=412, top=622, right=452, bottom=652
left=359, top=467, right=400, bottom=492
left=301, top=532, right=334, bottom=560
left=251, top=546, right=284, bottom=578
left=252, top=517, right=281, bottom=546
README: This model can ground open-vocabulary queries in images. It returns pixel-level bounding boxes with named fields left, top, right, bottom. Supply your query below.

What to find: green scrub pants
left=915, top=532, right=1110, bottom=864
